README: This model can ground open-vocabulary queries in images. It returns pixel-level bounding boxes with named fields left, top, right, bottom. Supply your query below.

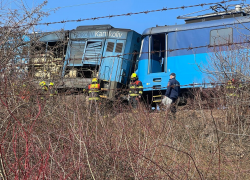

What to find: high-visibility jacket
left=129, top=80, right=143, bottom=97
left=42, top=86, right=48, bottom=91
left=88, top=83, right=100, bottom=100
left=49, top=88, right=58, bottom=97
left=226, top=80, right=242, bottom=97
left=40, top=85, right=48, bottom=100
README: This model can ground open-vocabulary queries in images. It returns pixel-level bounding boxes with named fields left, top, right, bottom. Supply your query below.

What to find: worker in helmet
left=39, top=81, right=48, bottom=91
left=226, top=77, right=243, bottom=97
left=48, top=82, right=57, bottom=97
left=128, top=73, right=143, bottom=108
left=39, top=81, right=48, bottom=100
left=88, top=78, right=101, bottom=101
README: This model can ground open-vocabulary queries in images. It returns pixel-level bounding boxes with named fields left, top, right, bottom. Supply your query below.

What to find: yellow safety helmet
left=92, top=78, right=98, bottom=83
left=49, top=82, right=54, bottom=86
left=22, top=84, right=26, bottom=87
left=131, top=73, right=137, bottom=79
left=39, top=81, right=46, bottom=86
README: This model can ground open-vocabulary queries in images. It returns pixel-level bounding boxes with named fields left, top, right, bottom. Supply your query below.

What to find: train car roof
left=73, top=24, right=135, bottom=32
left=142, top=16, right=250, bottom=35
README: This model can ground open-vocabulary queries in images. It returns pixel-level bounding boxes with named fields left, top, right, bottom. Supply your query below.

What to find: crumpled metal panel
left=39, top=32, right=66, bottom=42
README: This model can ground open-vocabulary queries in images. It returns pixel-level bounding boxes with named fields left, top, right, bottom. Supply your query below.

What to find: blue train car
left=61, top=25, right=141, bottom=98
left=137, top=7, right=250, bottom=103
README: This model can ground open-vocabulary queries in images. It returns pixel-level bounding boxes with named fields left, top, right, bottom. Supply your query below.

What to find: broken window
left=28, top=41, right=67, bottom=79
left=84, top=41, right=102, bottom=63
left=47, top=41, right=66, bottom=59
left=70, top=41, right=86, bottom=65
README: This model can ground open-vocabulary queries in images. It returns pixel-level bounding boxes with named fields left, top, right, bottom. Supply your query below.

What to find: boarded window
left=84, top=41, right=102, bottom=63
left=106, top=42, right=114, bottom=52
left=115, top=43, right=123, bottom=53
left=70, top=41, right=85, bottom=64
left=210, top=28, right=233, bottom=46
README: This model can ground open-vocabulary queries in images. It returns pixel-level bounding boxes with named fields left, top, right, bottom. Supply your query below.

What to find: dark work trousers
left=129, top=97, right=139, bottom=109
left=170, top=98, right=177, bottom=114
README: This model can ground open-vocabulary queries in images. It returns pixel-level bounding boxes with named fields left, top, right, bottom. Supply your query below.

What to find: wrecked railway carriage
left=28, top=25, right=141, bottom=99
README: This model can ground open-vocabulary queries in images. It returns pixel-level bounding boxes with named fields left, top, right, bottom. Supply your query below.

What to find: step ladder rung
left=100, top=95, right=107, bottom=98
left=153, top=100, right=162, bottom=103
left=153, top=95, right=162, bottom=98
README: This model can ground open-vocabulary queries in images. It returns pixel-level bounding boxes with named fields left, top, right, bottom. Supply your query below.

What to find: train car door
left=100, top=39, right=125, bottom=82
left=149, top=33, right=166, bottom=74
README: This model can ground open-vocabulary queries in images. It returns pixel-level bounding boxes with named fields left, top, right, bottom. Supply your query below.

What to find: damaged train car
left=60, top=25, right=141, bottom=99
left=27, top=25, right=141, bottom=99
left=28, top=31, right=68, bottom=80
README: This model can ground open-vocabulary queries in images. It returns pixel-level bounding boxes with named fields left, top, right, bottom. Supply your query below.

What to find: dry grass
left=1, top=84, right=250, bottom=179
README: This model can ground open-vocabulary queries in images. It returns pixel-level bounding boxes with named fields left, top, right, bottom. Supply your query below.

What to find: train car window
left=47, top=41, right=66, bottom=59
left=139, top=36, right=149, bottom=60
left=70, top=41, right=86, bottom=61
left=210, top=28, right=233, bottom=46
left=115, top=43, right=123, bottom=53
left=107, top=42, right=115, bottom=52
left=150, top=34, right=166, bottom=73
left=84, top=41, right=102, bottom=62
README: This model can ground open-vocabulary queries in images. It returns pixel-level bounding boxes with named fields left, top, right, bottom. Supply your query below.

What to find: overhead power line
left=4, top=0, right=240, bottom=29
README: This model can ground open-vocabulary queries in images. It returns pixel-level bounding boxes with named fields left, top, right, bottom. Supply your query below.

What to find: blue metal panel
left=138, top=19, right=250, bottom=92
left=121, top=31, right=134, bottom=84
left=99, top=39, right=116, bottom=80
left=123, top=30, right=141, bottom=84
left=62, top=40, right=72, bottom=76
left=114, top=39, right=126, bottom=82
left=138, top=53, right=209, bottom=91
left=143, top=16, right=250, bottom=35
left=39, top=32, right=65, bottom=42
left=167, top=23, right=250, bottom=57
left=99, top=39, right=126, bottom=82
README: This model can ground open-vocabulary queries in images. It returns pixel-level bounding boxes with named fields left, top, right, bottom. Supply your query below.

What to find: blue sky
left=7, top=0, right=247, bottom=33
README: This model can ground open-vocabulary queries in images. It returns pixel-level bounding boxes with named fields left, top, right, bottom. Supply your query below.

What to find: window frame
left=148, top=33, right=167, bottom=74
left=210, top=28, right=233, bottom=46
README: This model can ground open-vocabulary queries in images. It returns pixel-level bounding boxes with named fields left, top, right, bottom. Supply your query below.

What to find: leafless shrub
left=1, top=1, right=250, bottom=179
